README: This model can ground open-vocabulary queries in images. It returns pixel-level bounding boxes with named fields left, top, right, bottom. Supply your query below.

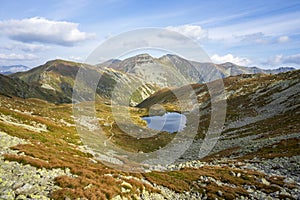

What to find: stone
left=0, top=190, right=15, bottom=199
left=261, top=178, right=270, bottom=186
left=121, top=181, right=132, bottom=190
left=15, top=183, right=33, bottom=195
left=84, top=184, right=93, bottom=190
left=112, top=195, right=122, bottom=200
left=217, top=190, right=223, bottom=196
left=103, top=123, right=110, bottom=127
left=16, top=194, right=27, bottom=200
left=121, top=187, right=130, bottom=193
left=229, top=171, right=236, bottom=176
left=265, top=195, right=273, bottom=200
left=12, top=182, right=24, bottom=190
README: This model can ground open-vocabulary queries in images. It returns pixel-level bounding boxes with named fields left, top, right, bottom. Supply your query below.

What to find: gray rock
left=15, top=183, right=33, bottom=195
left=217, top=190, right=223, bottom=196
left=229, top=171, right=236, bottom=176
left=261, top=178, right=270, bottom=186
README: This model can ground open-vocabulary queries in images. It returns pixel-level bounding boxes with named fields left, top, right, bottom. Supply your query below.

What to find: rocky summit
left=0, top=56, right=299, bottom=200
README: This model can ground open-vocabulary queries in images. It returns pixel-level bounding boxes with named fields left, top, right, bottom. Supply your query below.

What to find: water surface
left=142, top=112, right=186, bottom=133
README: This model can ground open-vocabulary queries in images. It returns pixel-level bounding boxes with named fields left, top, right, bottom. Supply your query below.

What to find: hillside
left=0, top=69, right=299, bottom=199
left=137, top=69, right=300, bottom=158
left=0, top=74, right=70, bottom=103
left=10, top=59, right=156, bottom=105
left=3, top=55, right=295, bottom=106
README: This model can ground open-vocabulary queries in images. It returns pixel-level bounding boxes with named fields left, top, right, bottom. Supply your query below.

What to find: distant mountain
left=99, top=54, right=296, bottom=84
left=0, top=65, right=30, bottom=75
left=263, top=66, right=296, bottom=74
left=216, top=62, right=296, bottom=76
left=98, top=54, right=203, bottom=87
left=2, top=55, right=296, bottom=105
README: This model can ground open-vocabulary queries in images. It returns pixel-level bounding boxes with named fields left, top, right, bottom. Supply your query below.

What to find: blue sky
left=0, top=0, right=300, bottom=69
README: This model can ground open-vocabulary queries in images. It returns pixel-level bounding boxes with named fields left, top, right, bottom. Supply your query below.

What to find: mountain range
left=0, top=54, right=296, bottom=105
left=0, top=65, right=30, bottom=75
left=99, top=54, right=296, bottom=84
left=0, top=53, right=299, bottom=199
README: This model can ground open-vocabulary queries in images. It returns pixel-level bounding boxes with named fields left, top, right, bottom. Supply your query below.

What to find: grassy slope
left=0, top=70, right=299, bottom=199
left=11, top=59, right=158, bottom=106
left=0, top=95, right=283, bottom=199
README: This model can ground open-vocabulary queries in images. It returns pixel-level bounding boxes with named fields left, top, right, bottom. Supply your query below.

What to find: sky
left=0, top=0, right=300, bottom=69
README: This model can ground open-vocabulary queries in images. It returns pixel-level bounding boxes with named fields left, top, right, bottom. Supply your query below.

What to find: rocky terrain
left=137, top=69, right=300, bottom=199
left=0, top=131, right=75, bottom=199
left=0, top=58, right=299, bottom=199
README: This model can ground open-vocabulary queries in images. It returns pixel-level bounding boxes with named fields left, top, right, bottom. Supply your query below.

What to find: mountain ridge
left=0, top=55, right=296, bottom=105
left=98, top=53, right=296, bottom=84
left=8, top=59, right=156, bottom=105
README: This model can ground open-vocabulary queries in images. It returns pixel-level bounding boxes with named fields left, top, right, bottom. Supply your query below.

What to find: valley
left=0, top=55, right=299, bottom=199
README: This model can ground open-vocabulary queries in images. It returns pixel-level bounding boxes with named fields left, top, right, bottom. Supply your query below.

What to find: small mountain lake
left=142, top=112, right=187, bottom=133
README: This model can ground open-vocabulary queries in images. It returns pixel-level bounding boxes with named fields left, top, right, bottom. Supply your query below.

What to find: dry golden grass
left=1, top=69, right=299, bottom=199
left=241, top=138, right=300, bottom=160
left=143, top=165, right=284, bottom=199
left=0, top=96, right=160, bottom=199
left=200, top=146, right=241, bottom=162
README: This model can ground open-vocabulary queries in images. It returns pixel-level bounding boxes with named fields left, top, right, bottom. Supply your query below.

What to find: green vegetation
left=0, top=69, right=299, bottom=199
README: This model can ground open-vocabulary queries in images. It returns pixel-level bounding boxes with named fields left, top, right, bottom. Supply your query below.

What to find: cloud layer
left=277, top=36, right=289, bottom=43
left=0, top=53, right=37, bottom=61
left=166, top=25, right=208, bottom=41
left=2, top=42, right=50, bottom=52
left=211, top=54, right=252, bottom=66
left=273, top=54, right=300, bottom=65
left=0, top=17, right=95, bottom=46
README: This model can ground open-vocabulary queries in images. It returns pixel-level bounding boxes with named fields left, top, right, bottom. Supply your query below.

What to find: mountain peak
left=219, top=62, right=237, bottom=68
left=132, top=53, right=155, bottom=64
left=44, top=59, right=82, bottom=67
left=135, top=53, right=152, bottom=57
left=159, top=54, right=183, bottom=60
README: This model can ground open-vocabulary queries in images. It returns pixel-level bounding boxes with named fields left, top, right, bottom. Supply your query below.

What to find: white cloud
left=208, top=12, right=300, bottom=41
left=277, top=36, right=289, bottom=43
left=272, top=54, right=300, bottom=65
left=69, top=56, right=84, bottom=62
left=238, top=32, right=270, bottom=44
left=0, top=17, right=95, bottom=46
left=166, top=25, right=208, bottom=41
left=211, top=54, right=252, bottom=66
left=2, top=42, right=50, bottom=52
left=0, top=53, right=37, bottom=61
